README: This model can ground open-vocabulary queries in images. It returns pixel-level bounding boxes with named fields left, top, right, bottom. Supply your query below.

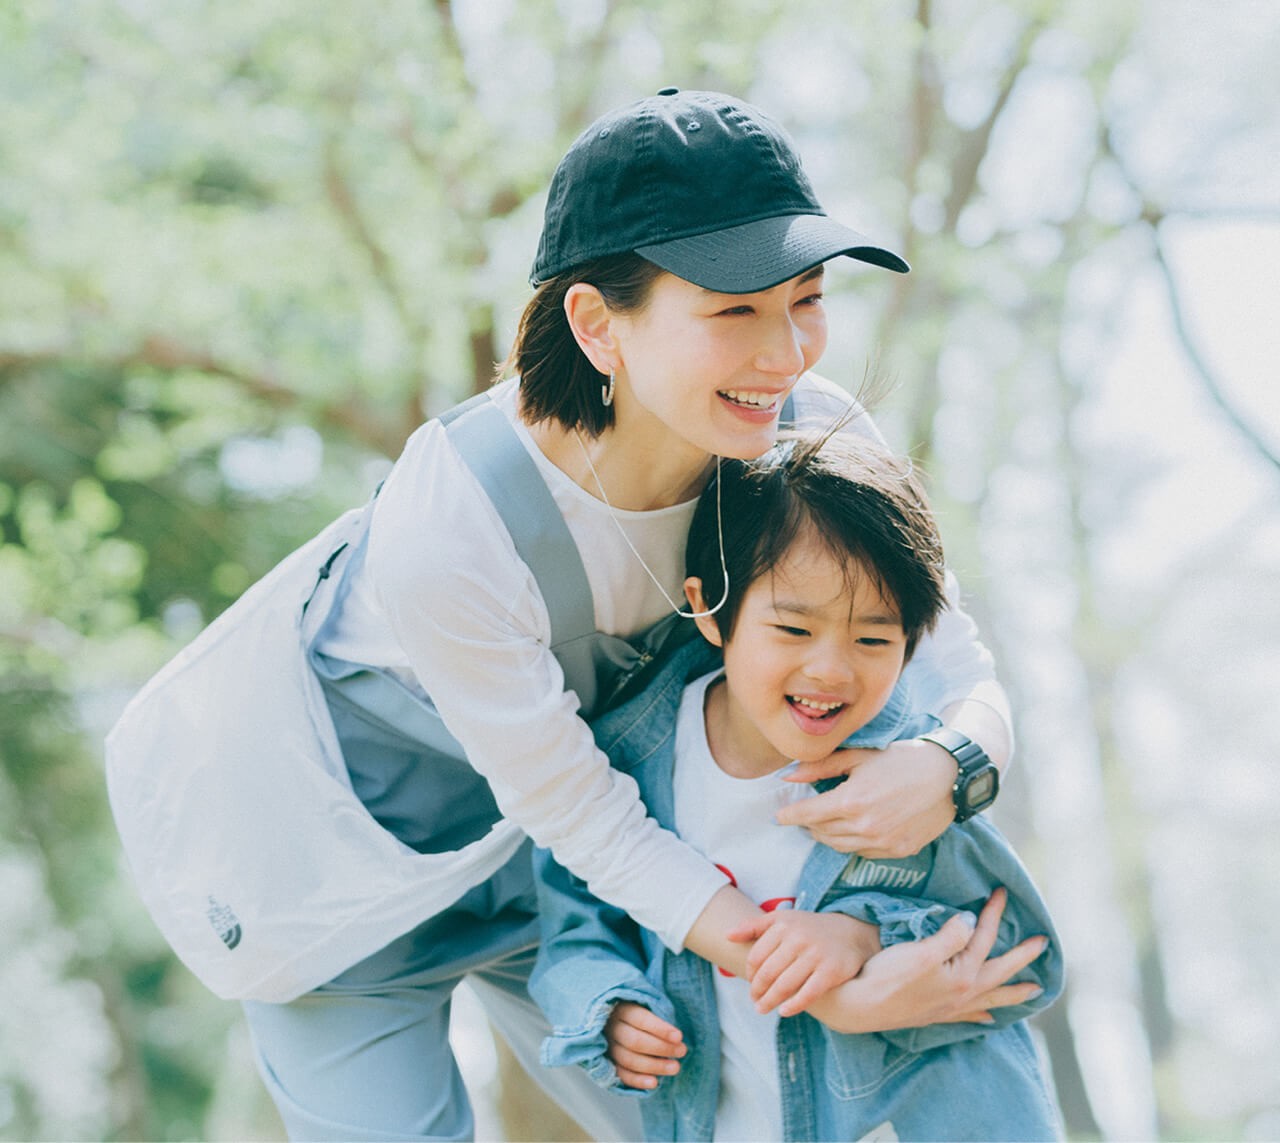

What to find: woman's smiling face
left=608, top=266, right=829, bottom=462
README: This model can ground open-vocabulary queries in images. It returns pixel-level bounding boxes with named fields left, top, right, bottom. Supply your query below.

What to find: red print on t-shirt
left=715, top=863, right=796, bottom=977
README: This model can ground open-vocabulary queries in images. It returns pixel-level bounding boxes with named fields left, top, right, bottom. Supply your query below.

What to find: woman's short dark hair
left=508, top=252, right=664, bottom=436
left=686, top=425, right=947, bottom=659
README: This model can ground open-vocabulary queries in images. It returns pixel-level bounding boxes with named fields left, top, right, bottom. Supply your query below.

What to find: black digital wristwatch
left=919, top=728, right=1000, bottom=824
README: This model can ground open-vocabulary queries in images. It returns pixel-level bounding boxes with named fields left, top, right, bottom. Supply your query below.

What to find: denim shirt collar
left=840, top=669, right=936, bottom=750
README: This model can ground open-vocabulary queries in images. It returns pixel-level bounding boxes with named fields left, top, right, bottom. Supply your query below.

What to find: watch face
left=964, top=767, right=998, bottom=809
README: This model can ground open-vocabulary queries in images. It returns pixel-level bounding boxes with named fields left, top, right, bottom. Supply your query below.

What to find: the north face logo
left=206, top=897, right=242, bottom=950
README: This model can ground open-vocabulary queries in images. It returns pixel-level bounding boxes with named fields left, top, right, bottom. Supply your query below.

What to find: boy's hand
left=726, top=910, right=881, bottom=1017
left=604, top=1002, right=686, bottom=1090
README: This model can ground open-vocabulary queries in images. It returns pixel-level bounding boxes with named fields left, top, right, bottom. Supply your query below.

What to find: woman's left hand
left=803, top=888, right=1048, bottom=1034
left=775, top=738, right=956, bottom=858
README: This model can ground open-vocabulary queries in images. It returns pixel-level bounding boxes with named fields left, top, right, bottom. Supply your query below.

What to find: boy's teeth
left=791, top=696, right=843, bottom=713
left=721, top=390, right=775, bottom=408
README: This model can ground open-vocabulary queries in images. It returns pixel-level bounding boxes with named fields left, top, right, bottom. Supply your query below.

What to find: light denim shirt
left=531, top=639, right=1064, bottom=1142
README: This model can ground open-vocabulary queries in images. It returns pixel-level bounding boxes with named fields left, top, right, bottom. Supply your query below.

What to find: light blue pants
left=242, top=844, right=642, bottom=1141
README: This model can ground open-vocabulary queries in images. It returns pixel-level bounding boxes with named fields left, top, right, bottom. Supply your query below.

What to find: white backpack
left=104, top=503, right=527, bottom=1002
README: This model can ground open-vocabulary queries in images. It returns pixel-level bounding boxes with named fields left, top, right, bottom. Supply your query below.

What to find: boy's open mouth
left=787, top=695, right=845, bottom=721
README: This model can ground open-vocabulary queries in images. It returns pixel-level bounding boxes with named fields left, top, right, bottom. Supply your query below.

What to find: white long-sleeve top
left=319, top=375, right=1003, bottom=951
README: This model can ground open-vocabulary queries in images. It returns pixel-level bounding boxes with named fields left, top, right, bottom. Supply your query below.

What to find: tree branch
left=321, top=137, right=427, bottom=350
left=1, top=339, right=411, bottom=458
left=1100, top=125, right=1280, bottom=476
left=873, top=0, right=937, bottom=365
left=1148, top=219, right=1280, bottom=475
left=942, top=13, right=1048, bottom=231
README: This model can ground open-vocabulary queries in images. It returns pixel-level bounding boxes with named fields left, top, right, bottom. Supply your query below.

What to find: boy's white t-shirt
left=673, top=669, right=817, bottom=1142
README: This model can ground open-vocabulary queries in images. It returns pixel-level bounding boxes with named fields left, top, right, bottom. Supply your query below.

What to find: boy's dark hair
left=508, top=252, right=664, bottom=436
left=686, top=425, right=947, bottom=657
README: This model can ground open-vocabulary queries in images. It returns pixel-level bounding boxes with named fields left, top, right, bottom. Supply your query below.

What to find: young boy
left=530, top=430, right=1064, bottom=1142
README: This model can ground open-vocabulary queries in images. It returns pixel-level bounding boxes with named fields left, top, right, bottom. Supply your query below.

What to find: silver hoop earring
left=601, top=371, right=616, bottom=408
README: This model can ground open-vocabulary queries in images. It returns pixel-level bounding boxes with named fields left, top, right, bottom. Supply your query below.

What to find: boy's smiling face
left=686, top=528, right=908, bottom=778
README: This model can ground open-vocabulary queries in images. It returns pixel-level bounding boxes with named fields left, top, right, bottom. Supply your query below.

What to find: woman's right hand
left=803, top=888, right=1049, bottom=1035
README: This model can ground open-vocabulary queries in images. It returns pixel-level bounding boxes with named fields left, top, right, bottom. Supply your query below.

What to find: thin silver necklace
left=573, top=429, right=729, bottom=620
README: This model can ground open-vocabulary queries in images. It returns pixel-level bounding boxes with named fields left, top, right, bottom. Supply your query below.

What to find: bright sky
left=1093, top=220, right=1280, bottom=584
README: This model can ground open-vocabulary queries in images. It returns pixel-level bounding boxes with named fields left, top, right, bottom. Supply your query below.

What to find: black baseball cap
left=531, top=88, right=909, bottom=293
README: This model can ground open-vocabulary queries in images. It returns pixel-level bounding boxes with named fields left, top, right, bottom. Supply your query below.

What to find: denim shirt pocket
left=821, top=1031, right=925, bottom=1102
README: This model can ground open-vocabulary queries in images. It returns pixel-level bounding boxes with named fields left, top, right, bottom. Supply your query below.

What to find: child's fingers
left=752, top=966, right=803, bottom=1014
left=744, top=932, right=789, bottom=997
left=610, top=1049, right=680, bottom=1088
left=608, top=1041, right=683, bottom=1076
left=606, top=1008, right=685, bottom=1064
left=754, top=948, right=852, bottom=1016
left=609, top=1023, right=687, bottom=1060
left=773, top=962, right=848, bottom=1017
left=755, top=956, right=851, bottom=1016
left=727, top=913, right=778, bottom=944
left=613, top=1065, right=660, bottom=1090
left=614, top=998, right=686, bottom=1044
left=743, top=924, right=786, bottom=979
left=605, top=1005, right=686, bottom=1088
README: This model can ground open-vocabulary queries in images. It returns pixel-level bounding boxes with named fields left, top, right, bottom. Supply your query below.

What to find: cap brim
left=636, top=213, right=909, bottom=294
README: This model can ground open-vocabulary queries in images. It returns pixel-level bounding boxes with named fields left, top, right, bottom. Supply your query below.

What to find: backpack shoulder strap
left=441, top=394, right=597, bottom=649
left=440, top=390, right=797, bottom=653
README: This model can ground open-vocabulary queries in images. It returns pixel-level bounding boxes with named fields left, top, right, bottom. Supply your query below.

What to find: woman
left=108, top=89, right=1037, bottom=1141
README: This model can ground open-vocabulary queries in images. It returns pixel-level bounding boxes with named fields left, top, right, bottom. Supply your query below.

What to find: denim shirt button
left=787, top=1053, right=798, bottom=1082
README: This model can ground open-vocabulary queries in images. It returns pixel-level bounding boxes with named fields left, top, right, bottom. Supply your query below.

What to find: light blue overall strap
left=440, top=393, right=597, bottom=648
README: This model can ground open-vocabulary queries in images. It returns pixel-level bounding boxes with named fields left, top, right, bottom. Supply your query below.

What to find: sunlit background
left=2, top=1, right=1278, bottom=1139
